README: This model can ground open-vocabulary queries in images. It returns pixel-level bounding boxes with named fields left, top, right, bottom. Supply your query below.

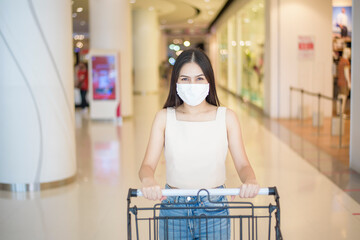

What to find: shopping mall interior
left=0, top=0, right=360, bottom=239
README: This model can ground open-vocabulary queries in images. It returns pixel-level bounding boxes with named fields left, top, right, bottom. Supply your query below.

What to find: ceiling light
left=187, top=19, right=194, bottom=24
left=74, top=34, right=85, bottom=40
left=76, top=7, right=83, bottom=13
left=76, top=42, right=84, bottom=48
left=220, top=49, right=228, bottom=55
left=184, top=41, right=191, bottom=47
left=168, top=57, right=176, bottom=65
left=169, top=44, right=175, bottom=50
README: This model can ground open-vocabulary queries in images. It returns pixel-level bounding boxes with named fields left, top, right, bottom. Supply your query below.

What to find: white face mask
left=176, top=83, right=209, bottom=106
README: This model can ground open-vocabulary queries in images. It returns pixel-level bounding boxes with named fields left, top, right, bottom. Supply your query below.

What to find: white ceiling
left=72, top=0, right=227, bottom=36
left=132, top=0, right=227, bottom=31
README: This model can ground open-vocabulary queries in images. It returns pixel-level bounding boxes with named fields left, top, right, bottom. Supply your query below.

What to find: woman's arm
left=138, top=109, right=167, bottom=200
left=226, top=109, right=259, bottom=198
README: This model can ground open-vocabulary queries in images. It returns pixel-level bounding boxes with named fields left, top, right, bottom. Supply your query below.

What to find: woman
left=139, top=48, right=259, bottom=239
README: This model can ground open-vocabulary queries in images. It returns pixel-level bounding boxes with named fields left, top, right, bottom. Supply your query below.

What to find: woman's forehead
left=179, top=62, right=203, bottom=76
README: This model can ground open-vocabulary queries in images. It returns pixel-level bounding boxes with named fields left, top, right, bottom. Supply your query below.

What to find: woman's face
left=177, top=62, right=208, bottom=84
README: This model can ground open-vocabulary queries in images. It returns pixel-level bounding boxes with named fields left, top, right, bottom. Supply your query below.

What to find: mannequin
left=337, top=48, right=351, bottom=117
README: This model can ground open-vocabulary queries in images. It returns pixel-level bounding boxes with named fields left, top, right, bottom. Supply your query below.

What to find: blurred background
left=0, top=0, right=360, bottom=239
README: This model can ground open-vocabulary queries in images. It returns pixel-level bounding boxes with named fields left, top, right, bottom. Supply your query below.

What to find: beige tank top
left=164, top=107, right=228, bottom=189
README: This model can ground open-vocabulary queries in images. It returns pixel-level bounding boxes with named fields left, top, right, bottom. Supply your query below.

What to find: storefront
left=216, top=0, right=265, bottom=109
left=210, top=0, right=360, bottom=173
left=210, top=0, right=334, bottom=119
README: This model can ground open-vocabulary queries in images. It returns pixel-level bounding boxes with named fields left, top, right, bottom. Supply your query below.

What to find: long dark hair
left=163, top=48, right=220, bottom=108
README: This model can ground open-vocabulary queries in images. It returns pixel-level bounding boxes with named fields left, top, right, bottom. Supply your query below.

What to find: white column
left=350, top=0, right=360, bottom=173
left=133, top=8, right=159, bottom=93
left=89, top=0, right=133, bottom=117
left=0, top=0, right=76, bottom=190
left=264, top=0, right=280, bottom=118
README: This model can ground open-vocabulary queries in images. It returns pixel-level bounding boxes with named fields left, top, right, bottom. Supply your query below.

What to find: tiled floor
left=273, top=116, right=360, bottom=204
left=277, top=117, right=350, bottom=164
left=0, top=87, right=360, bottom=239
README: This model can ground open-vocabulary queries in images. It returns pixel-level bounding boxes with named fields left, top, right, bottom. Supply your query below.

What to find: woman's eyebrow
left=179, top=74, right=204, bottom=77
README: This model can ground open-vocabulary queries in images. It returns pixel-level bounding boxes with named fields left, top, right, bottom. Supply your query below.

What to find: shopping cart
left=127, top=187, right=282, bottom=240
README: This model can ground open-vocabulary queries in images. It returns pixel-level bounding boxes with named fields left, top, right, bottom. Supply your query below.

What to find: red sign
left=298, top=42, right=314, bottom=50
left=91, top=56, right=117, bottom=100
left=298, top=36, right=314, bottom=59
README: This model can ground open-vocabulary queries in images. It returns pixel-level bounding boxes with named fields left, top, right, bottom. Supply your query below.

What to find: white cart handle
left=131, top=187, right=276, bottom=197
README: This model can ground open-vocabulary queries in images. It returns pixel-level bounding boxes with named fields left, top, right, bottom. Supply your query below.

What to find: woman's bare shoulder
left=156, top=108, right=167, bottom=118
left=225, top=108, right=237, bottom=119
left=153, top=108, right=167, bottom=129
left=225, top=108, right=240, bottom=127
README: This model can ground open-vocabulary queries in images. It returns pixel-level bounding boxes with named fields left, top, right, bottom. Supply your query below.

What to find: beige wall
left=274, top=0, right=333, bottom=119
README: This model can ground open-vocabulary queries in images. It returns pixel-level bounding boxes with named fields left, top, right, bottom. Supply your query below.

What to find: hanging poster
left=332, top=6, right=352, bottom=39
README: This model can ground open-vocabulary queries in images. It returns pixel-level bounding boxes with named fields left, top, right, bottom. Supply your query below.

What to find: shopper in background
left=337, top=47, right=351, bottom=117
left=138, top=48, right=259, bottom=239
left=76, top=62, right=89, bottom=110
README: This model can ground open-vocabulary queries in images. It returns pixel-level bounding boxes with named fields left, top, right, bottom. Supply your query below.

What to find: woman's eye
left=197, top=77, right=204, bottom=81
left=180, top=78, right=188, bottom=81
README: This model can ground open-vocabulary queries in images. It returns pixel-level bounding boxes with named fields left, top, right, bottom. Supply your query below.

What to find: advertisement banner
left=91, top=55, right=117, bottom=100
left=332, top=6, right=352, bottom=38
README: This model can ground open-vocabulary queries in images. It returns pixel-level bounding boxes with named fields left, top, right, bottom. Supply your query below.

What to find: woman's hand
left=231, top=180, right=260, bottom=200
left=239, top=180, right=260, bottom=198
left=141, top=178, right=164, bottom=201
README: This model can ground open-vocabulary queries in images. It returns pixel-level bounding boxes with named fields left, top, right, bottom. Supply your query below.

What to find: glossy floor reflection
left=0, top=88, right=360, bottom=240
